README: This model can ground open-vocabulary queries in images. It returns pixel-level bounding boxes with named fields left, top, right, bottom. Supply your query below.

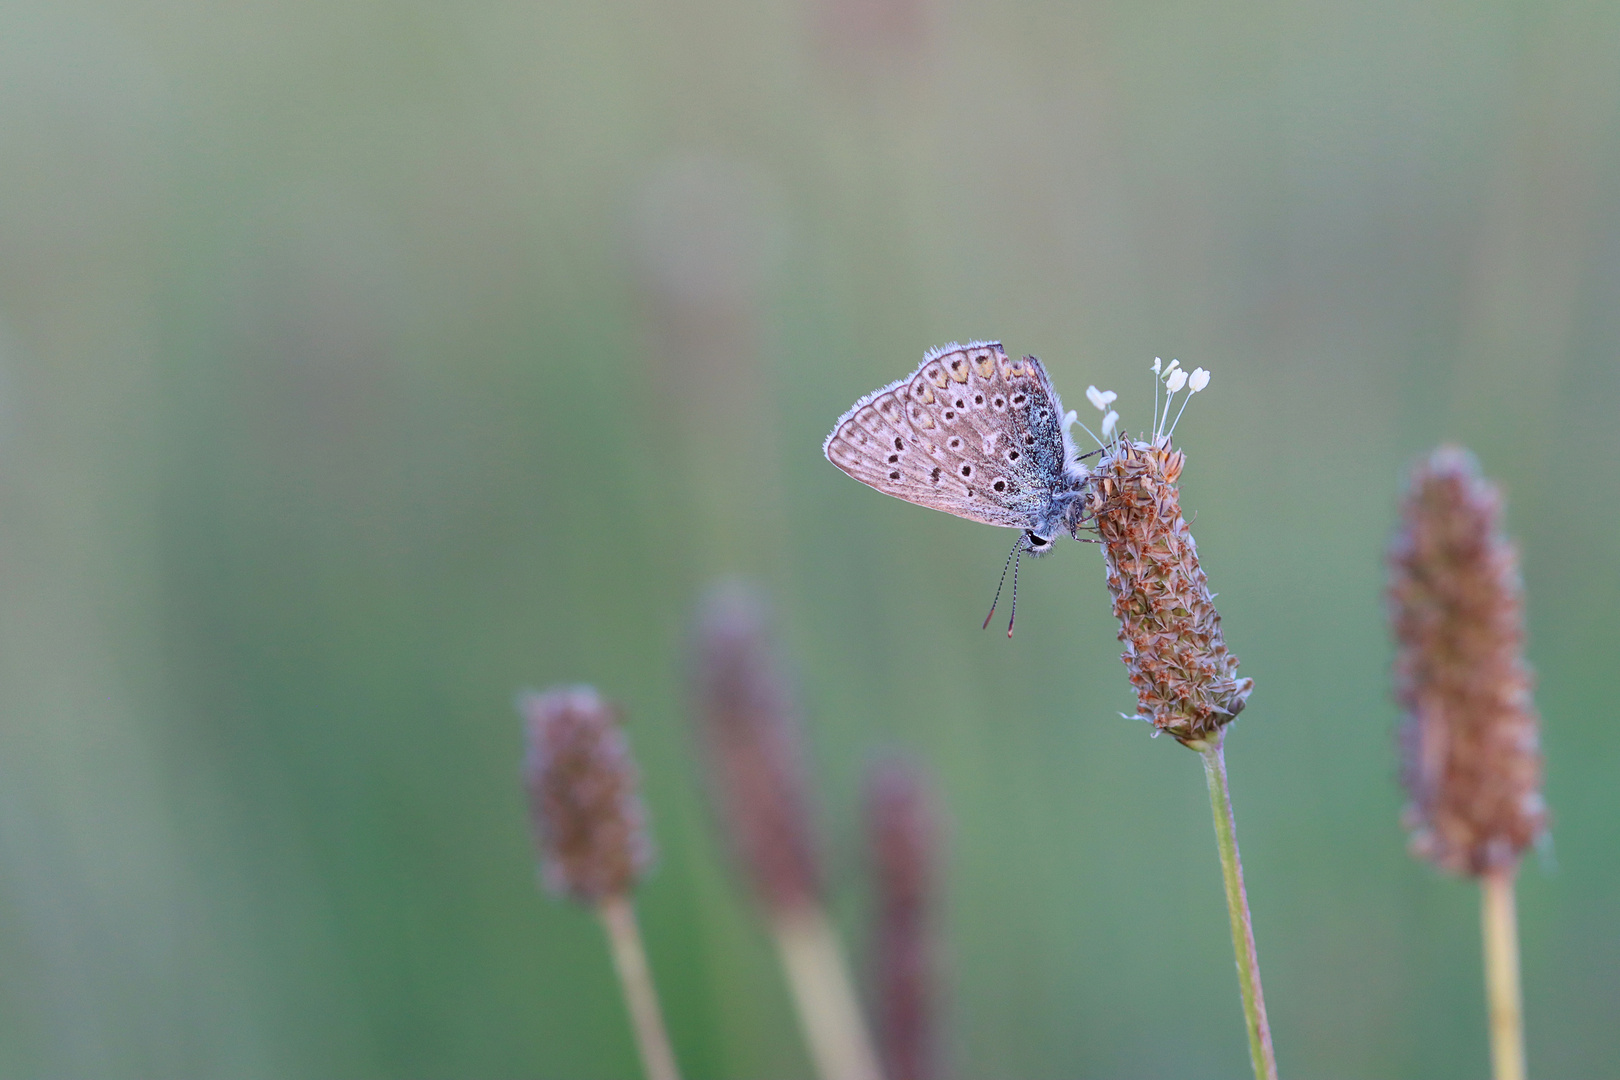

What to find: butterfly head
left=1030, top=477, right=1094, bottom=550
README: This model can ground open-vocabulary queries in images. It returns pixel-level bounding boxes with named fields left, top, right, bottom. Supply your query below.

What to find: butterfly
left=823, top=341, right=1094, bottom=631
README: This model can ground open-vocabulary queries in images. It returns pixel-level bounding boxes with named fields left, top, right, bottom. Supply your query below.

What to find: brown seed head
left=865, top=757, right=941, bottom=1080
left=1388, top=445, right=1546, bottom=876
left=692, top=582, right=821, bottom=913
left=520, top=685, right=653, bottom=903
left=1086, top=436, right=1253, bottom=746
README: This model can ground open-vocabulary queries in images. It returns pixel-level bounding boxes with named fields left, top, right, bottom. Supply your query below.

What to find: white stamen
left=1101, top=410, right=1119, bottom=438
left=1072, top=415, right=1106, bottom=449
left=1085, top=385, right=1116, bottom=411
left=1167, top=366, right=1211, bottom=438
left=1151, top=359, right=1162, bottom=434
left=1065, top=409, right=1104, bottom=449
left=1155, top=366, right=1187, bottom=437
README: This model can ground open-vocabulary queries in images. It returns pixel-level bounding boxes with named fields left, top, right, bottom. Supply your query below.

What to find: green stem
left=1198, top=735, right=1278, bottom=1080
left=598, top=893, right=683, bottom=1080
left=771, top=905, right=884, bottom=1080
left=1481, top=870, right=1527, bottom=1080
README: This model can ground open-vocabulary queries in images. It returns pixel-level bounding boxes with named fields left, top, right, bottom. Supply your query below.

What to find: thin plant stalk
left=1196, top=734, right=1278, bottom=1080
left=771, top=905, right=885, bottom=1080
left=598, top=893, right=683, bottom=1080
left=1481, top=870, right=1526, bottom=1080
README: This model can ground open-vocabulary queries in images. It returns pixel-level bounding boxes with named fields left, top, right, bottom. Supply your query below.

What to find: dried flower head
left=692, top=582, right=821, bottom=913
left=1388, top=446, right=1546, bottom=876
left=520, top=686, right=653, bottom=903
left=866, top=757, right=941, bottom=1080
left=1081, top=364, right=1250, bottom=747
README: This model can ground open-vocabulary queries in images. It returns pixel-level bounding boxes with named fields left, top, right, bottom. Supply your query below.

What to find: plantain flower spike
left=1085, top=365, right=1251, bottom=747
left=866, top=757, right=942, bottom=1080
left=520, top=685, right=654, bottom=902
left=1388, top=446, right=1546, bottom=876
left=692, top=581, right=822, bottom=913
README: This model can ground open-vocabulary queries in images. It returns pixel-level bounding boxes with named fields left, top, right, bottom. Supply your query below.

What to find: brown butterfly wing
left=823, top=342, right=1072, bottom=530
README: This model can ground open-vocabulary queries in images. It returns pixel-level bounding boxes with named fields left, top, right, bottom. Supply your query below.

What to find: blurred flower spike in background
left=521, top=686, right=653, bottom=903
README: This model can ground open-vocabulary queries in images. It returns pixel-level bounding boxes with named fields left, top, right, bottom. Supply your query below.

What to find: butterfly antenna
left=1007, top=546, right=1022, bottom=638
left=982, top=535, right=1020, bottom=630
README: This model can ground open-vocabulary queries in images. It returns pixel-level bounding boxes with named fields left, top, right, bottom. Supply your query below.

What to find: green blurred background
left=0, top=1, right=1615, bottom=1076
